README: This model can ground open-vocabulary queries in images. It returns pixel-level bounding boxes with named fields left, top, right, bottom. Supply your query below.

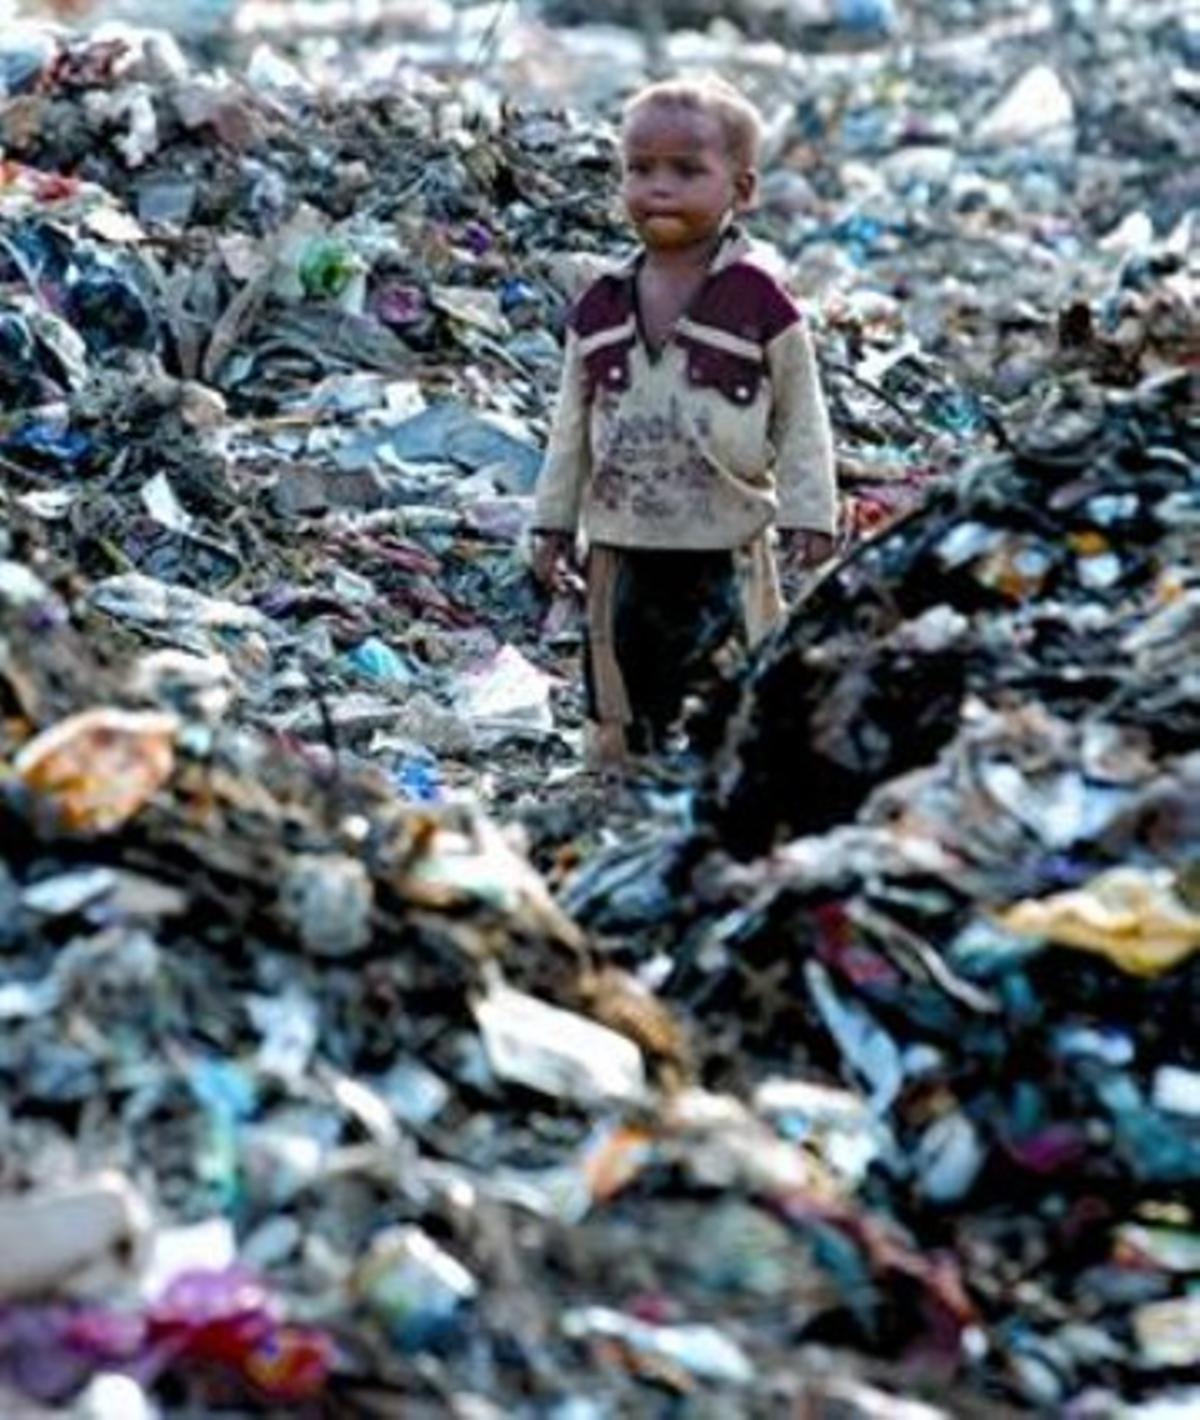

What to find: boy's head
left=621, top=77, right=762, bottom=252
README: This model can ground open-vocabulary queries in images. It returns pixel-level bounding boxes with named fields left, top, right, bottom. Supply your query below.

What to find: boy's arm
left=532, top=330, right=591, bottom=534
left=766, top=317, right=837, bottom=538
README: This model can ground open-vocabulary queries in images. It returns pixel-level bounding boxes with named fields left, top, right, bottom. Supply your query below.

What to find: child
left=530, top=76, right=836, bottom=766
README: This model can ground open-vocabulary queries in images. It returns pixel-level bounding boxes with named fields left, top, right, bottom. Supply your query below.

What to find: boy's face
left=621, top=103, right=756, bottom=254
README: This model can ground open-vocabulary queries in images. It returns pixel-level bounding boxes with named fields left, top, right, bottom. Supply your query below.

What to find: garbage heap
left=0, top=566, right=631, bottom=1413
left=0, top=21, right=638, bottom=816
left=0, top=5, right=1197, bottom=1417
left=0, top=9, right=1093, bottom=831
left=1, top=377, right=1196, bottom=1417
left=567, top=369, right=1200, bottom=1413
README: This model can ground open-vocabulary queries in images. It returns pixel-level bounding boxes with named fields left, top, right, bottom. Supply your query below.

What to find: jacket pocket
left=677, top=328, right=764, bottom=407
left=579, top=322, right=637, bottom=403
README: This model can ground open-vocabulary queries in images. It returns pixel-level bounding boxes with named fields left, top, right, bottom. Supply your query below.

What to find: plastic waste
left=0, top=26, right=57, bottom=97
left=834, top=0, right=897, bottom=34
left=562, top=1308, right=754, bottom=1387
left=392, top=751, right=442, bottom=803
left=146, top=1267, right=333, bottom=1402
left=0, top=1175, right=149, bottom=1303
left=279, top=853, right=374, bottom=957
left=373, top=403, right=544, bottom=494
left=975, top=66, right=1076, bottom=147
left=805, top=961, right=903, bottom=1114
left=130, top=650, right=235, bottom=724
left=1117, top=1225, right=1200, bottom=1274
left=455, top=644, right=555, bottom=740
left=14, top=709, right=178, bottom=834
left=683, top=1200, right=795, bottom=1299
left=997, top=867, right=1200, bottom=976
left=353, top=1226, right=478, bottom=1352
left=1133, top=1294, right=1200, bottom=1369
left=399, top=813, right=584, bottom=946
left=136, top=176, right=198, bottom=227
left=344, top=636, right=416, bottom=686
left=475, top=981, right=647, bottom=1106
left=0, top=559, right=55, bottom=609
left=299, top=237, right=365, bottom=307
left=64, top=258, right=158, bottom=356
left=1095, top=1074, right=1200, bottom=1183
left=73, top=1373, right=158, bottom=1420
left=372, top=281, right=430, bottom=331
left=1151, top=1066, right=1200, bottom=1119
left=0, top=421, right=96, bottom=475
left=913, top=1112, right=985, bottom=1204
left=754, top=1077, right=887, bottom=1184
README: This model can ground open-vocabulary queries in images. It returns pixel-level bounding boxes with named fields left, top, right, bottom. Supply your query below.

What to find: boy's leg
left=611, top=551, right=673, bottom=752
left=612, top=550, right=739, bottom=753
left=582, top=545, right=633, bottom=770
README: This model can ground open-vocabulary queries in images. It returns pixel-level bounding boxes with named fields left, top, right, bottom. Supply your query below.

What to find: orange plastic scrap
left=581, top=1124, right=656, bottom=1206
left=14, top=708, right=178, bottom=833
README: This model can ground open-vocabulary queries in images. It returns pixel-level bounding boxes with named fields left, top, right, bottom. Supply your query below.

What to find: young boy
left=530, top=76, right=837, bottom=766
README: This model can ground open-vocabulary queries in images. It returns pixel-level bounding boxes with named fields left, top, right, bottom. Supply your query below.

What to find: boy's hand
left=779, top=529, right=835, bottom=572
left=530, top=530, right=576, bottom=589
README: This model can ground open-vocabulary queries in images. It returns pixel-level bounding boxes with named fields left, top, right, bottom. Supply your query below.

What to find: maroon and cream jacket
left=532, top=230, right=837, bottom=550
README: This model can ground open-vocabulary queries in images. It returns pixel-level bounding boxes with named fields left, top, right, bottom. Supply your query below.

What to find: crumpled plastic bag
left=454, top=644, right=555, bottom=740
left=996, top=866, right=1200, bottom=976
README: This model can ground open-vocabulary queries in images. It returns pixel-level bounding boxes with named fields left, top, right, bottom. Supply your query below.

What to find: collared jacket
left=532, top=230, right=837, bottom=550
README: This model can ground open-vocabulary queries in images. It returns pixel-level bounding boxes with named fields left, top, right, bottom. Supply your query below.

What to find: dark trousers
left=584, top=547, right=740, bottom=753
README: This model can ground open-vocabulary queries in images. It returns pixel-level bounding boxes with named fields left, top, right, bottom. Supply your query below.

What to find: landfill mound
left=709, top=369, right=1200, bottom=857
left=0, top=1, right=1198, bottom=1416
left=1, top=8, right=1078, bottom=853
left=564, top=371, right=1200, bottom=1413
left=0, top=584, right=604, bottom=1410
left=0, top=24, right=629, bottom=830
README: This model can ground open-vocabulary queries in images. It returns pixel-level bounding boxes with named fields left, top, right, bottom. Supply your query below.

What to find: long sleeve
left=532, top=331, right=591, bottom=533
left=767, top=318, right=837, bottom=534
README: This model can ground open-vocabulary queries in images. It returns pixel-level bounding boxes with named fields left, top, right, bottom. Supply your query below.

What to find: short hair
left=622, top=76, right=764, bottom=171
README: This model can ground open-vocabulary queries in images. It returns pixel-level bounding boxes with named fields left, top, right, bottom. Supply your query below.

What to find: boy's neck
left=641, top=227, right=729, bottom=278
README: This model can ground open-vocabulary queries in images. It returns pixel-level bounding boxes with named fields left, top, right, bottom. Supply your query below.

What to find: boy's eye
left=626, top=159, right=651, bottom=176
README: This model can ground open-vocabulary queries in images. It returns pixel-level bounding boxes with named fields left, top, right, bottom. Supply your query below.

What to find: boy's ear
left=734, top=167, right=759, bottom=210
